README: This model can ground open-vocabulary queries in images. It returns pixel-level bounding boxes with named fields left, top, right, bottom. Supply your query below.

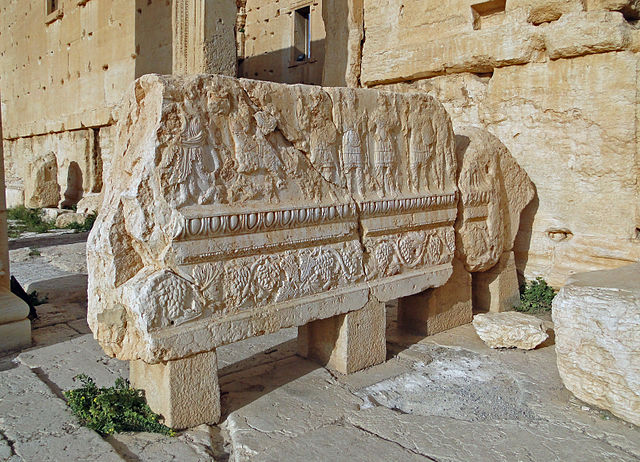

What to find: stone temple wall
left=353, top=0, right=640, bottom=286
left=0, top=0, right=237, bottom=209
left=0, top=0, right=170, bottom=208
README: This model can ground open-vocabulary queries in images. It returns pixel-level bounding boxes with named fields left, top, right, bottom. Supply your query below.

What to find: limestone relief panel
left=88, top=74, right=458, bottom=363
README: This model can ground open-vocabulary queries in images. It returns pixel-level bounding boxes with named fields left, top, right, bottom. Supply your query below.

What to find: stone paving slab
left=347, top=407, right=639, bottom=462
left=0, top=365, right=123, bottom=461
left=256, top=423, right=427, bottom=462
left=18, top=334, right=128, bottom=391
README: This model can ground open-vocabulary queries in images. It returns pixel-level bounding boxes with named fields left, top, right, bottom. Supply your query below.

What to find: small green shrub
left=28, top=290, right=48, bottom=306
left=7, top=206, right=54, bottom=237
left=64, top=374, right=175, bottom=437
left=65, top=213, right=96, bottom=233
left=28, top=247, right=41, bottom=256
left=513, top=277, right=556, bottom=313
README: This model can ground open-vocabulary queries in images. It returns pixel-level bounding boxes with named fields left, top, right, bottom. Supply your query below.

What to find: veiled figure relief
left=169, top=116, right=221, bottom=207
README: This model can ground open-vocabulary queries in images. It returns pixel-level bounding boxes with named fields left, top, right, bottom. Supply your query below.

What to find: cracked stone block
left=87, top=74, right=460, bottom=425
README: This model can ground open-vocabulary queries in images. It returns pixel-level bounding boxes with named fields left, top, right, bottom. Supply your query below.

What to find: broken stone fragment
left=472, top=312, right=549, bottom=350
left=454, top=127, right=535, bottom=273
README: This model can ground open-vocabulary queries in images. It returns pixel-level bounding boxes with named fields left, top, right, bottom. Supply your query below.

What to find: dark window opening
left=46, top=0, right=59, bottom=15
left=293, top=6, right=311, bottom=62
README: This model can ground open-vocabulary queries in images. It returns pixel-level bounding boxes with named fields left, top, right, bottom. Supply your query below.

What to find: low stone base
left=298, top=299, right=386, bottom=374
left=473, top=251, right=520, bottom=313
left=0, top=291, right=31, bottom=353
left=130, top=350, right=221, bottom=430
left=397, top=258, right=472, bottom=336
left=0, top=319, right=31, bottom=353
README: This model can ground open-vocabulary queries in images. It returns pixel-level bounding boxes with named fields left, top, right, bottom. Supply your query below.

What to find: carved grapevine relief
left=368, top=228, right=454, bottom=278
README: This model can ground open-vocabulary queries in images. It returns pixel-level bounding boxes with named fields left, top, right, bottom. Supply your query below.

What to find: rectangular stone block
left=397, top=258, right=472, bottom=336
left=553, top=263, right=640, bottom=426
left=88, top=74, right=460, bottom=426
left=298, top=299, right=386, bottom=374
left=472, top=251, right=520, bottom=313
left=130, top=350, right=220, bottom=430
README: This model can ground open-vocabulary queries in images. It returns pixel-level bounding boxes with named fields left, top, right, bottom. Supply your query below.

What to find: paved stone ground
left=1, top=240, right=639, bottom=461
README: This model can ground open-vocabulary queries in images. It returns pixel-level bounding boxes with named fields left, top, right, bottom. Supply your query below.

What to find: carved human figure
left=373, top=118, right=397, bottom=197
left=311, top=135, right=339, bottom=183
left=408, top=119, right=436, bottom=193
left=229, top=103, right=286, bottom=202
left=307, top=92, right=339, bottom=184
left=342, top=127, right=364, bottom=197
left=170, top=116, right=220, bottom=206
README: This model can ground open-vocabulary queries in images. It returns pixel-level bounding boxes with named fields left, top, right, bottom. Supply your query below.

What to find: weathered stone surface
left=298, top=299, right=386, bottom=374
left=455, top=127, right=535, bottom=273
left=88, top=74, right=457, bottom=363
left=362, top=17, right=543, bottom=86
left=0, top=365, right=122, bottom=461
left=508, top=0, right=585, bottom=25
left=544, top=11, right=632, bottom=60
left=55, top=212, right=88, bottom=228
left=473, top=312, right=548, bottom=349
left=586, top=0, right=640, bottom=18
left=553, top=263, right=640, bottom=426
left=0, top=319, right=31, bottom=354
left=322, top=0, right=364, bottom=87
left=24, top=152, right=60, bottom=208
left=26, top=274, right=88, bottom=305
left=88, top=73, right=458, bottom=426
left=18, top=333, right=128, bottom=390
left=131, top=350, right=221, bottom=430
left=482, top=53, right=640, bottom=285
left=472, top=251, right=521, bottom=313
left=397, top=257, right=473, bottom=336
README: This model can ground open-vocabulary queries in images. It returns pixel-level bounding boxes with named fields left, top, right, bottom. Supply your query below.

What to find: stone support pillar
left=172, top=0, right=238, bottom=76
left=397, top=258, right=473, bottom=336
left=130, top=349, right=220, bottom=429
left=321, top=0, right=364, bottom=87
left=298, top=299, right=386, bottom=374
left=0, top=92, right=31, bottom=354
left=473, top=251, right=520, bottom=313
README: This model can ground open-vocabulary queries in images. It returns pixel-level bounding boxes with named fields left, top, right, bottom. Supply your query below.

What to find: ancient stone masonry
left=88, top=74, right=459, bottom=427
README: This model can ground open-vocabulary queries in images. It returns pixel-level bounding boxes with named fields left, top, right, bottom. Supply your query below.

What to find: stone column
left=172, top=0, right=238, bottom=76
left=0, top=94, right=31, bottom=354
left=298, top=299, right=386, bottom=374
left=130, top=350, right=220, bottom=429
left=397, top=258, right=473, bottom=336
left=321, top=0, right=364, bottom=87
left=472, top=251, right=521, bottom=313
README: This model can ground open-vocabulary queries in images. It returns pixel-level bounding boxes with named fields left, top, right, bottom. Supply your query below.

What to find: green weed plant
left=7, top=206, right=96, bottom=237
left=64, top=374, right=175, bottom=437
left=513, top=277, right=556, bottom=313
